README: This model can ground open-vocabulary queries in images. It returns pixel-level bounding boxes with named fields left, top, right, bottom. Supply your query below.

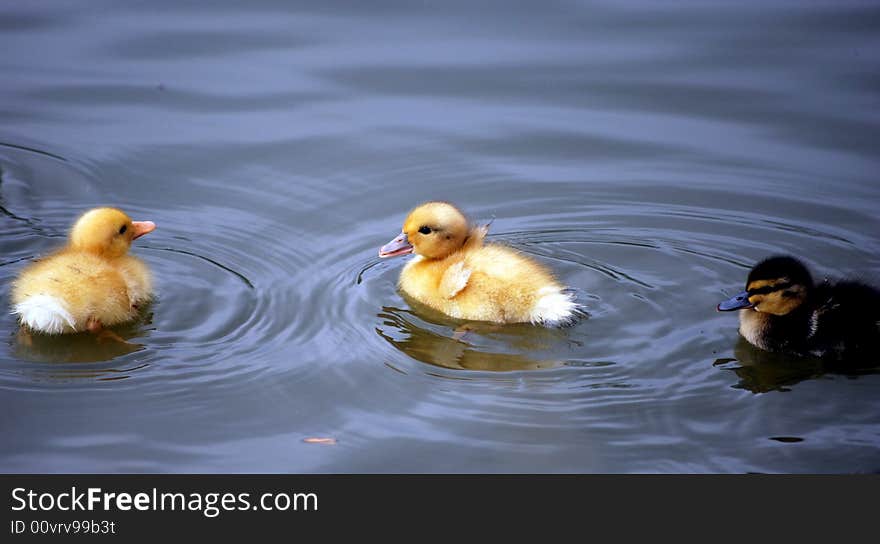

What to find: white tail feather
left=12, top=295, right=76, bottom=334
left=531, top=287, right=583, bottom=327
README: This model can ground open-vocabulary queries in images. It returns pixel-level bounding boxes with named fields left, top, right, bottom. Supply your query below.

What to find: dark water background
left=1, top=0, right=879, bottom=473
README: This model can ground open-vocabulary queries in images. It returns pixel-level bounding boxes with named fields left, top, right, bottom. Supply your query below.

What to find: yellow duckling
left=379, top=201, right=582, bottom=326
left=11, top=207, right=156, bottom=334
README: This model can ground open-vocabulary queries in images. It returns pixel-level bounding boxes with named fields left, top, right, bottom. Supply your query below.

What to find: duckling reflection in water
left=11, top=207, right=155, bottom=339
left=12, top=307, right=150, bottom=365
left=376, top=302, right=569, bottom=371
left=714, top=337, right=827, bottom=394
left=717, top=256, right=880, bottom=363
left=379, top=202, right=585, bottom=326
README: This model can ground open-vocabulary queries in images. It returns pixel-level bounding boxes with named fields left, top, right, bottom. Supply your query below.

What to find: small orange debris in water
left=303, top=438, right=337, bottom=445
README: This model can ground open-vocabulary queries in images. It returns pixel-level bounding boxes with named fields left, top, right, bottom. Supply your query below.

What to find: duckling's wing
left=463, top=222, right=491, bottom=251
left=475, top=220, right=492, bottom=239
left=439, top=261, right=472, bottom=299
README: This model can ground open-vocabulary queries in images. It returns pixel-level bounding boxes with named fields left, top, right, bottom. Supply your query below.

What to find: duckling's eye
left=418, top=226, right=432, bottom=235
left=118, top=225, right=127, bottom=235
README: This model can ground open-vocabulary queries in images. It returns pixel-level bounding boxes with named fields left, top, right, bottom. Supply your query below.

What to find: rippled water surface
left=2, top=0, right=879, bottom=473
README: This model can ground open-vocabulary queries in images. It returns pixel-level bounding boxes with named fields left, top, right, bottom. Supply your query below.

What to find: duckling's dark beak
left=379, top=232, right=413, bottom=258
left=717, top=291, right=753, bottom=312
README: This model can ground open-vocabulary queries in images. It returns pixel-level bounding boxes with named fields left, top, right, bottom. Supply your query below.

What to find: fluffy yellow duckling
left=11, top=207, right=156, bottom=334
left=379, top=201, right=581, bottom=326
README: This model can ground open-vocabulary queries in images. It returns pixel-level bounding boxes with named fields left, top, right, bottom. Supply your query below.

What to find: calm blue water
left=1, top=0, right=879, bottom=473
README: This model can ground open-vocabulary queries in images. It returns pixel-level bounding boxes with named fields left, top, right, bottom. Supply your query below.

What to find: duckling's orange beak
left=379, top=232, right=413, bottom=258
left=131, top=221, right=156, bottom=240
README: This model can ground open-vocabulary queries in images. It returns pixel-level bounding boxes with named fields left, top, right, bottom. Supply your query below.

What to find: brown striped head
left=718, top=256, right=813, bottom=315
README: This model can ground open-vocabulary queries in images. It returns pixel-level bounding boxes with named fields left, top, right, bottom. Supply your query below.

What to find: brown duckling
left=717, top=255, right=880, bottom=361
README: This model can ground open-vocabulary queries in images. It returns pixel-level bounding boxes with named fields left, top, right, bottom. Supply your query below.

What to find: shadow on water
left=714, top=337, right=880, bottom=394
